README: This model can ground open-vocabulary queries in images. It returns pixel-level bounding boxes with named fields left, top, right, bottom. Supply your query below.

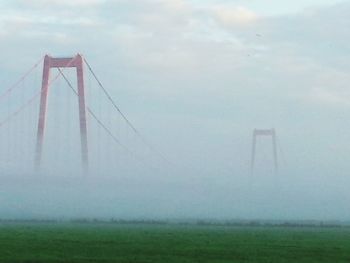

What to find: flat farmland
left=0, top=222, right=349, bottom=262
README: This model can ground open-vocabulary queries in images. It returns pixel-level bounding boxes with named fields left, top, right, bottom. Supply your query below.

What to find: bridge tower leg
left=35, top=54, right=88, bottom=171
left=250, top=128, right=278, bottom=174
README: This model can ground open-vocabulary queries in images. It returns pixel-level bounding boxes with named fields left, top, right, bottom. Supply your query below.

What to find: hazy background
left=1, top=0, right=350, bottom=221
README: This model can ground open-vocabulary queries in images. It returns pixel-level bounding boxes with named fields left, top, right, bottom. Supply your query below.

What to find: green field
left=0, top=223, right=349, bottom=262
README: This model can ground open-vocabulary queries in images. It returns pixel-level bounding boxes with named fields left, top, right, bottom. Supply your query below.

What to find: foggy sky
left=1, top=0, right=350, bottom=221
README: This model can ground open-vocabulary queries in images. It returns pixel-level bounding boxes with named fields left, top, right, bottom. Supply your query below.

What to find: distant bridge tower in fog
left=35, top=54, right=88, bottom=171
left=251, top=128, right=278, bottom=174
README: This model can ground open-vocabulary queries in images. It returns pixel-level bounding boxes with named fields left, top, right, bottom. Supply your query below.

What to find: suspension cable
left=0, top=90, right=41, bottom=128
left=276, top=135, right=287, bottom=167
left=57, top=68, right=141, bottom=157
left=0, top=56, right=44, bottom=101
left=0, top=57, right=76, bottom=130
left=83, top=58, right=170, bottom=164
left=58, top=68, right=160, bottom=172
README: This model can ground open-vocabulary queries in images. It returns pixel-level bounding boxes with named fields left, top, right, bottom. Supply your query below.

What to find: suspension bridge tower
left=35, top=54, right=88, bottom=171
left=250, top=128, right=278, bottom=174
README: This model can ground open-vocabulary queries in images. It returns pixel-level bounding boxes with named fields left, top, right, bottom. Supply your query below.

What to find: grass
left=0, top=222, right=349, bottom=262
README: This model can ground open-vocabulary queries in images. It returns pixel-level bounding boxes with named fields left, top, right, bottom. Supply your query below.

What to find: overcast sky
left=1, top=0, right=350, bottom=220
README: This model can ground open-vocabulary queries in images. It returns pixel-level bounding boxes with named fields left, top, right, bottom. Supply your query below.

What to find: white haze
left=0, top=0, right=350, bottom=222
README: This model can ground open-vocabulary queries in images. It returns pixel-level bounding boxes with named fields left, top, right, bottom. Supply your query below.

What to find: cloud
left=213, top=6, right=259, bottom=27
left=16, top=0, right=105, bottom=8
left=160, top=0, right=189, bottom=12
left=310, top=89, right=350, bottom=107
left=302, top=68, right=350, bottom=108
left=1, top=1, right=350, bottom=113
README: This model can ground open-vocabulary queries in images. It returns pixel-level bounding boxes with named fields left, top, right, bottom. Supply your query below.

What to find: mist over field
left=1, top=0, right=350, bottom=222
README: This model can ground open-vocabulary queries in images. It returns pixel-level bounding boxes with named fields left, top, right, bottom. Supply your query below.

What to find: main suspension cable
left=0, top=56, right=44, bottom=101
left=0, top=57, right=76, bottom=130
left=83, top=58, right=171, bottom=164
left=57, top=68, right=155, bottom=168
left=0, top=90, right=41, bottom=128
left=58, top=69, right=162, bottom=172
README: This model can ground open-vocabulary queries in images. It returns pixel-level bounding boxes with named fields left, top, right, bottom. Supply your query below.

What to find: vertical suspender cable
left=83, top=58, right=170, bottom=165
left=6, top=90, right=11, bottom=169
left=58, top=69, right=160, bottom=173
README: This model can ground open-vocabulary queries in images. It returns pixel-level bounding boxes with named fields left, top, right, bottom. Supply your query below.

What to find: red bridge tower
left=35, top=54, right=88, bottom=171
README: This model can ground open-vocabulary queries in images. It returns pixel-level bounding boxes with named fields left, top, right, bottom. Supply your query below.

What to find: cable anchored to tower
left=83, top=58, right=171, bottom=165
